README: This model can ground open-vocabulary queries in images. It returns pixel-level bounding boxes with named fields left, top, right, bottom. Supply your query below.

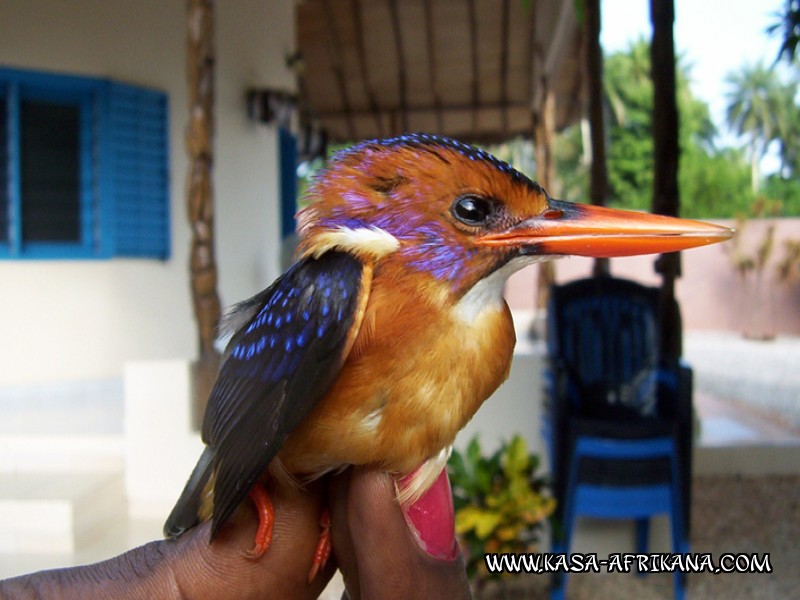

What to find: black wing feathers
left=163, top=446, right=214, bottom=537
left=201, top=252, right=363, bottom=539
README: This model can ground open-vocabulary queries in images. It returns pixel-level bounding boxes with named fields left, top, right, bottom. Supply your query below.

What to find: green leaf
left=450, top=433, right=556, bottom=584
left=502, top=435, right=530, bottom=478
left=466, top=436, right=482, bottom=467
left=456, top=506, right=503, bottom=539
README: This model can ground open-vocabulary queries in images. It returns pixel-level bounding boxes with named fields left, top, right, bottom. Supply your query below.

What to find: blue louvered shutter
left=0, top=68, right=169, bottom=260
left=279, top=127, right=297, bottom=238
left=105, top=82, right=170, bottom=258
left=0, top=94, right=8, bottom=244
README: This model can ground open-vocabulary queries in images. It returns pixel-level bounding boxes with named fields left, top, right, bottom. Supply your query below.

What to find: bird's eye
left=452, top=196, right=492, bottom=226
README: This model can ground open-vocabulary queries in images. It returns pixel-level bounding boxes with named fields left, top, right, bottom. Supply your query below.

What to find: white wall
left=505, top=218, right=800, bottom=336
left=216, top=0, right=297, bottom=298
left=0, top=0, right=296, bottom=385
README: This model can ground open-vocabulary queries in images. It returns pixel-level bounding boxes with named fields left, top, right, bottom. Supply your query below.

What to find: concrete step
left=0, top=471, right=126, bottom=554
left=0, top=434, right=124, bottom=473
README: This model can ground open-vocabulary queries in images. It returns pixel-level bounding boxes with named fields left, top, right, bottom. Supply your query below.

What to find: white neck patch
left=454, top=255, right=543, bottom=323
left=311, top=226, right=400, bottom=259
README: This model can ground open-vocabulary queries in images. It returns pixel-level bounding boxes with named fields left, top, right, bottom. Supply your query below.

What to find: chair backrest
left=547, top=277, right=662, bottom=420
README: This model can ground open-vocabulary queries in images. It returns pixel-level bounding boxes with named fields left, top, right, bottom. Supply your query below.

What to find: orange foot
left=307, top=508, right=332, bottom=583
left=245, top=483, right=274, bottom=559
left=243, top=483, right=332, bottom=582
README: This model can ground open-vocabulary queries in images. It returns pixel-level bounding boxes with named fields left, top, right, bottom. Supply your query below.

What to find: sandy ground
left=474, top=475, right=800, bottom=599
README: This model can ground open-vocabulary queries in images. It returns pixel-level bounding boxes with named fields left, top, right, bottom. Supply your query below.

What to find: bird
left=164, top=133, right=732, bottom=581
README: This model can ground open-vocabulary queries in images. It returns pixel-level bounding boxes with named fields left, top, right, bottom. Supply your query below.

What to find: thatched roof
left=296, top=0, right=585, bottom=143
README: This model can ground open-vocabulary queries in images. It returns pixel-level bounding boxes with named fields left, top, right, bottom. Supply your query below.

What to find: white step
left=0, top=434, right=124, bottom=473
left=0, top=471, right=126, bottom=554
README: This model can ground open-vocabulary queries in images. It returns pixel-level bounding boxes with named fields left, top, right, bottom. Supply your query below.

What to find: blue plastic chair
left=543, top=277, right=692, bottom=600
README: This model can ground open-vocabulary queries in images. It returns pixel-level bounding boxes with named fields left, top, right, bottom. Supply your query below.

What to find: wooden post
left=187, top=0, right=221, bottom=426
left=533, top=85, right=556, bottom=320
left=650, top=0, right=682, bottom=362
left=585, top=0, right=610, bottom=277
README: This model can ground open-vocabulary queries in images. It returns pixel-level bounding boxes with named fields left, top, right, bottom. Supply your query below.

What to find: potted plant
left=448, top=435, right=555, bottom=597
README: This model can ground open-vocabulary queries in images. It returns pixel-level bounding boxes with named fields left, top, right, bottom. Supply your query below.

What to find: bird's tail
left=163, top=446, right=214, bottom=538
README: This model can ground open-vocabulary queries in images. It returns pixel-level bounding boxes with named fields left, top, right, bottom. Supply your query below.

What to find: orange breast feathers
left=277, top=261, right=517, bottom=478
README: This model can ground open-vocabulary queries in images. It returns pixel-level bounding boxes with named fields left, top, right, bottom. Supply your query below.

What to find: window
left=0, top=95, right=8, bottom=244
left=0, top=67, right=170, bottom=259
left=279, top=126, right=298, bottom=239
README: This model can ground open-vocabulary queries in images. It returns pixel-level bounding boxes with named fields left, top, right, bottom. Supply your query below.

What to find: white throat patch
left=455, top=255, right=543, bottom=323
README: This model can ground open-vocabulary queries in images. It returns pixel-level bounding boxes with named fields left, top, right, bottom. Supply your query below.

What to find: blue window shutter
left=105, top=82, right=170, bottom=258
left=6, top=81, right=22, bottom=255
left=0, top=68, right=170, bottom=260
left=279, top=127, right=297, bottom=238
left=0, top=89, right=11, bottom=245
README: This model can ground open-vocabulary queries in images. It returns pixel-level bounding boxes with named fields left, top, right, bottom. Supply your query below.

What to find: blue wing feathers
left=165, top=251, right=364, bottom=540
left=193, top=251, right=363, bottom=540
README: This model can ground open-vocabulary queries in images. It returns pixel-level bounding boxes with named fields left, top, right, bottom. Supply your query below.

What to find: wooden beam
left=499, top=0, right=510, bottom=132
left=584, top=0, right=610, bottom=276
left=534, top=87, right=555, bottom=190
left=533, top=0, right=574, bottom=111
left=353, top=0, right=383, bottom=136
left=650, top=0, right=680, bottom=220
left=322, top=118, right=532, bottom=145
left=321, top=0, right=356, bottom=139
left=388, top=0, right=408, bottom=133
left=649, top=0, right=683, bottom=362
left=468, top=0, right=479, bottom=132
left=524, top=0, right=535, bottom=109
left=423, top=0, right=444, bottom=131
left=533, top=85, right=556, bottom=314
left=186, top=0, right=221, bottom=425
left=316, top=100, right=532, bottom=119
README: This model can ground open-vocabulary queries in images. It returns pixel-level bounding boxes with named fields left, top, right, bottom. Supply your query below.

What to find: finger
left=330, top=467, right=471, bottom=600
left=0, top=479, right=336, bottom=600
left=171, top=477, right=337, bottom=599
left=328, top=468, right=360, bottom=598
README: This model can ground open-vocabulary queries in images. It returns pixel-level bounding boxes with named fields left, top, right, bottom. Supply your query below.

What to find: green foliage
left=555, top=39, right=800, bottom=218
left=607, top=118, right=654, bottom=211
left=448, top=435, right=555, bottom=582
left=604, top=39, right=655, bottom=211
left=773, top=82, right=800, bottom=176
left=679, top=146, right=753, bottom=218
left=725, top=63, right=785, bottom=150
left=554, top=124, right=588, bottom=201
left=768, top=0, right=800, bottom=64
left=603, top=40, right=724, bottom=214
left=762, top=174, right=800, bottom=215
left=724, top=63, right=792, bottom=195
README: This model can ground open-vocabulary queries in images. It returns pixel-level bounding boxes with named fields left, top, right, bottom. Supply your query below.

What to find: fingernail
left=399, top=468, right=458, bottom=561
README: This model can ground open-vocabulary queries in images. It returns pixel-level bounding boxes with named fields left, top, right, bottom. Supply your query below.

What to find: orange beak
left=476, top=199, right=733, bottom=258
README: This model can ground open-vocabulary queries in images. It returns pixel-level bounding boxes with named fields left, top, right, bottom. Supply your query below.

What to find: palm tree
left=773, top=80, right=800, bottom=177
left=724, top=63, right=783, bottom=193
left=768, top=0, right=800, bottom=65
left=603, top=38, right=652, bottom=128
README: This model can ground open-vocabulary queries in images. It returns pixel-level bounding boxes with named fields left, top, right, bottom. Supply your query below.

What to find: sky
left=600, top=0, right=785, bottom=169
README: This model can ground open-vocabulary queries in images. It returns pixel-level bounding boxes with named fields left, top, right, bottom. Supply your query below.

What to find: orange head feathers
left=297, top=133, right=732, bottom=300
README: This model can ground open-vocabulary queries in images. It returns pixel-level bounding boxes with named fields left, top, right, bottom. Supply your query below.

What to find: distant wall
left=505, top=218, right=800, bottom=336
left=0, top=0, right=296, bottom=385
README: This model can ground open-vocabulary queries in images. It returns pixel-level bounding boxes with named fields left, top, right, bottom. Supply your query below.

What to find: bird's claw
left=308, top=508, right=332, bottom=583
left=243, top=483, right=274, bottom=560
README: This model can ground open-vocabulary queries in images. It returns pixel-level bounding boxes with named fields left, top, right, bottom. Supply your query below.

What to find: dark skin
left=0, top=468, right=471, bottom=600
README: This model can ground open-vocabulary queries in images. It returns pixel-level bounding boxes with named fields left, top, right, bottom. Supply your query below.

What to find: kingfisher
left=164, top=133, right=731, bottom=581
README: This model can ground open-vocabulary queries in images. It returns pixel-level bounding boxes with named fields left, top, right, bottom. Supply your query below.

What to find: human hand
left=0, top=467, right=471, bottom=600
left=330, top=466, right=471, bottom=600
